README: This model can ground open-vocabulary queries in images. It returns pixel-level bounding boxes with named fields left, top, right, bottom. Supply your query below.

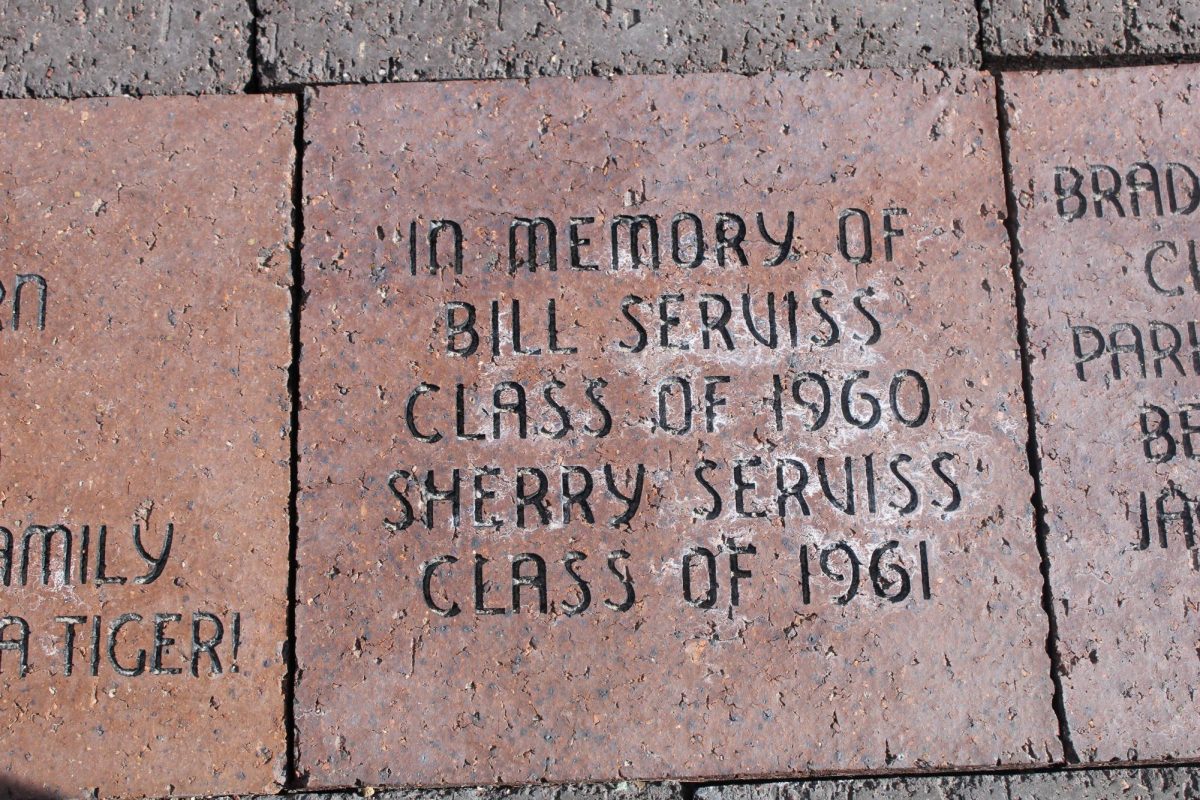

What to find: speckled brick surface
left=0, top=94, right=295, bottom=798
left=1004, top=65, right=1200, bottom=762
left=0, top=1, right=252, bottom=98
left=982, top=1, right=1200, bottom=59
left=257, top=1, right=979, bottom=87
left=295, top=69, right=1058, bottom=789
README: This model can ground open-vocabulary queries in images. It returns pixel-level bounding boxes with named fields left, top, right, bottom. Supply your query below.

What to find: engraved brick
left=0, top=1, right=252, bottom=98
left=296, top=70, right=1059, bottom=788
left=0, top=94, right=295, bottom=797
left=1003, top=65, right=1200, bottom=761
left=257, top=1, right=979, bottom=87
left=982, top=1, right=1200, bottom=59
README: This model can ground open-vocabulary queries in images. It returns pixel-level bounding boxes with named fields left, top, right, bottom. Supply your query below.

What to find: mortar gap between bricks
left=284, top=86, right=307, bottom=790
left=984, top=50, right=1200, bottom=72
left=972, top=0, right=988, bottom=69
left=246, top=0, right=264, bottom=93
left=991, top=70, right=1079, bottom=765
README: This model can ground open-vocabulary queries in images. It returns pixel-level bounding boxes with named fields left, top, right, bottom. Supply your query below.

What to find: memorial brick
left=0, top=94, right=295, bottom=797
left=257, top=1, right=980, bottom=87
left=0, top=1, right=253, bottom=98
left=1003, top=65, right=1200, bottom=761
left=296, top=70, right=1059, bottom=788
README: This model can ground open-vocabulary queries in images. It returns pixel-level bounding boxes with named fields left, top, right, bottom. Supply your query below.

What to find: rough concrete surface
left=1009, top=765, right=1200, bottom=797
left=206, top=782, right=683, bottom=800
left=0, top=1, right=252, bottom=98
left=695, top=766, right=1200, bottom=798
left=257, top=1, right=979, bottom=86
left=697, top=782, right=843, bottom=800
left=296, top=69, right=1057, bottom=790
left=697, top=774, right=1005, bottom=799
left=1003, top=64, right=1200, bottom=762
left=185, top=767, right=1200, bottom=799
left=361, top=785, right=683, bottom=800
left=982, top=1, right=1200, bottom=58
left=0, top=93, right=295, bottom=798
